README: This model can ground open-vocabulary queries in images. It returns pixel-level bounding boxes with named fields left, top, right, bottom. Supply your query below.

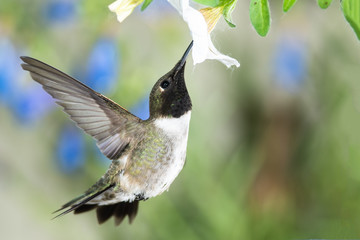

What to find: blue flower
left=12, top=86, right=54, bottom=125
left=131, top=95, right=150, bottom=120
left=273, top=36, right=307, bottom=92
left=43, top=0, right=77, bottom=24
left=56, top=124, right=85, bottom=174
left=86, top=38, right=119, bottom=93
left=0, top=38, right=19, bottom=106
left=0, top=38, right=54, bottom=125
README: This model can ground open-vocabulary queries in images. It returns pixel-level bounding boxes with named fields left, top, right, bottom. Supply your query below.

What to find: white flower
left=109, top=0, right=143, bottom=22
left=108, top=0, right=240, bottom=68
left=167, top=0, right=239, bottom=68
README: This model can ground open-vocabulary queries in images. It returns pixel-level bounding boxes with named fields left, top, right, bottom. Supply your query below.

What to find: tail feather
left=53, top=183, right=140, bottom=225
left=52, top=184, right=115, bottom=219
left=73, top=204, right=97, bottom=214
left=96, top=205, right=117, bottom=224
left=114, top=201, right=139, bottom=225
left=94, top=201, right=139, bottom=225
left=72, top=201, right=140, bottom=225
left=53, top=195, right=84, bottom=213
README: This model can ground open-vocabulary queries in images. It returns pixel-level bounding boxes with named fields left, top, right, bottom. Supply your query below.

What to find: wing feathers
left=97, top=134, right=128, bottom=159
left=21, top=56, right=144, bottom=160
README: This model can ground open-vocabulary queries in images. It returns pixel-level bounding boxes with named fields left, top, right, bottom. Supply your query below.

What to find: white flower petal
left=207, top=37, right=240, bottom=68
left=109, top=0, right=143, bottom=23
left=167, top=0, right=240, bottom=68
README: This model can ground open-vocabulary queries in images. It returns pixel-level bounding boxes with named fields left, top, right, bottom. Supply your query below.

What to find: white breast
left=154, top=111, right=192, bottom=138
left=152, top=111, right=192, bottom=195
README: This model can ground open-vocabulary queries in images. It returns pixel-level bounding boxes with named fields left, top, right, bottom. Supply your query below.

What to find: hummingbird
left=20, top=41, right=193, bottom=225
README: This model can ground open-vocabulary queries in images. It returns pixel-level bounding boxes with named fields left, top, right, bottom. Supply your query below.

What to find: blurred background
left=1, top=0, right=360, bottom=239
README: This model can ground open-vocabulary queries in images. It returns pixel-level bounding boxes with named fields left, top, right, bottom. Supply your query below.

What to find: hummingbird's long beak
left=176, top=40, right=193, bottom=72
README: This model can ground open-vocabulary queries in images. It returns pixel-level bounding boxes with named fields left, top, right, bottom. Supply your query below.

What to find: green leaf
left=317, top=0, right=333, bottom=9
left=283, top=0, right=297, bottom=12
left=249, top=0, right=271, bottom=37
left=342, top=0, right=360, bottom=40
left=192, top=0, right=220, bottom=8
left=223, top=0, right=238, bottom=28
left=141, top=0, right=153, bottom=11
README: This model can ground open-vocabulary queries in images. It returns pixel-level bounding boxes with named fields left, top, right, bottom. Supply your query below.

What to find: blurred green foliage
left=342, top=0, right=360, bottom=40
left=1, top=1, right=360, bottom=240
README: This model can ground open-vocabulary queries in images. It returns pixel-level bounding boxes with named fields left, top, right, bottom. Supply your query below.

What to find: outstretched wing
left=21, top=56, right=144, bottom=160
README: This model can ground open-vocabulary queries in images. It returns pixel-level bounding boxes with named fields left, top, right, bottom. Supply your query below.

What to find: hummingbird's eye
left=160, top=80, right=170, bottom=89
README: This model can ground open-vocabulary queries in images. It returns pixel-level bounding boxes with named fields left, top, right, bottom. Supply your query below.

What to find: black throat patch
left=160, top=67, right=192, bottom=118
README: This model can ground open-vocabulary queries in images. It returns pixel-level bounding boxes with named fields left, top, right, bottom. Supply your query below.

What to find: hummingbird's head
left=149, top=41, right=193, bottom=119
